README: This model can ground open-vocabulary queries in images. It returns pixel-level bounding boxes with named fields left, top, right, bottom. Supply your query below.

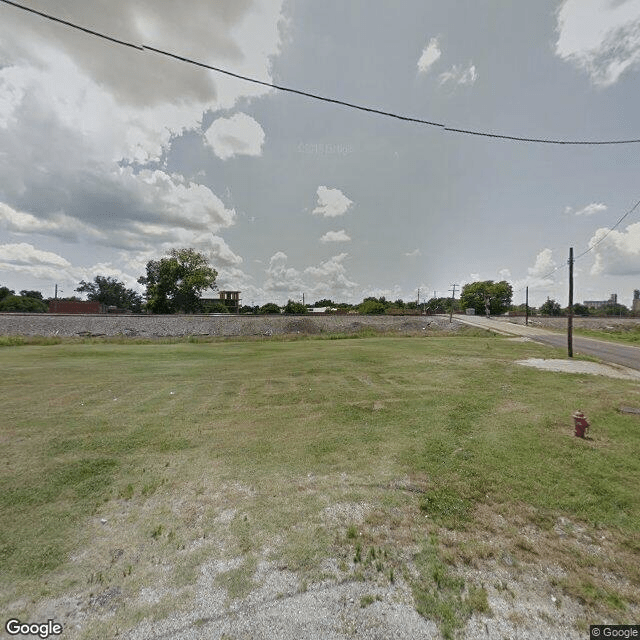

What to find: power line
left=3, top=0, right=640, bottom=146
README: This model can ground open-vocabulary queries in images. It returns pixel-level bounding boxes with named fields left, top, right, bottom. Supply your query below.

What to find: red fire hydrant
left=572, top=410, right=589, bottom=438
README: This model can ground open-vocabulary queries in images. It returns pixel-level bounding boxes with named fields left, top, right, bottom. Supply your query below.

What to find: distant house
left=48, top=300, right=105, bottom=314
left=200, top=290, right=241, bottom=313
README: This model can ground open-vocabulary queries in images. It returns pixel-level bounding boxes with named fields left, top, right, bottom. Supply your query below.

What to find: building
left=583, top=293, right=617, bottom=310
left=200, top=291, right=241, bottom=313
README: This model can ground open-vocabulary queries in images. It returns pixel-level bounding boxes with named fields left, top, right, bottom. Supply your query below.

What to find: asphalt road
left=455, top=316, right=640, bottom=372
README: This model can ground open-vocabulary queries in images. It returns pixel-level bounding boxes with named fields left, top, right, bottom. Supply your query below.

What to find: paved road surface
left=455, top=315, right=640, bottom=372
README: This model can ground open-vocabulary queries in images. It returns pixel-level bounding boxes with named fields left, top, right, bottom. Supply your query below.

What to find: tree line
left=0, top=249, right=636, bottom=316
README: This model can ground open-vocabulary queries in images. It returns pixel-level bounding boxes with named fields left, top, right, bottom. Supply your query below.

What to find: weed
left=346, top=524, right=358, bottom=540
left=360, top=594, right=381, bottom=608
left=151, top=525, right=163, bottom=540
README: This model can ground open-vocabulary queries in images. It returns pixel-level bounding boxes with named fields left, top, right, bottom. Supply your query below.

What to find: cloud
left=528, top=248, right=557, bottom=279
left=0, top=1, right=283, bottom=291
left=0, top=168, right=238, bottom=255
left=555, top=0, right=640, bottom=86
left=439, top=63, right=478, bottom=86
left=260, top=251, right=357, bottom=302
left=0, top=242, right=71, bottom=268
left=589, top=222, right=640, bottom=275
left=417, top=37, right=441, bottom=74
left=263, top=251, right=304, bottom=293
left=204, top=112, right=266, bottom=160
left=303, top=253, right=358, bottom=299
left=566, top=202, right=608, bottom=216
left=320, top=230, right=351, bottom=243
left=404, top=249, right=421, bottom=258
left=312, top=186, right=353, bottom=218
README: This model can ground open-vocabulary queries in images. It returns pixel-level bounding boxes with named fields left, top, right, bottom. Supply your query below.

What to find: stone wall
left=0, top=313, right=459, bottom=338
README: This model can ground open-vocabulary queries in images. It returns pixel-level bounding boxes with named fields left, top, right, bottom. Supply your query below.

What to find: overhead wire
left=3, top=0, right=640, bottom=145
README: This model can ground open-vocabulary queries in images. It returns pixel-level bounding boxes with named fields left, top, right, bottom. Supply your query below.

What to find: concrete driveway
left=454, top=315, right=640, bottom=372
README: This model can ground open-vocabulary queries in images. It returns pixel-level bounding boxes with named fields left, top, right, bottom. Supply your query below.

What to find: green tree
left=259, top=302, right=281, bottom=314
left=283, top=300, right=307, bottom=314
left=358, top=299, right=386, bottom=314
left=0, top=286, right=14, bottom=301
left=571, top=303, right=590, bottom=317
left=208, top=302, right=230, bottom=313
left=239, top=304, right=259, bottom=314
left=601, top=303, right=629, bottom=317
left=539, top=299, right=562, bottom=316
left=19, top=289, right=43, bottom=300
left=0, top=295, right=47, bottom=312
left=138, top=248, right=218, bottom=314
left=313, top=299, right=334, bottom=307
left=76, top=276, right=142, bottom=312
left=460, top=280, right=512, bottom=316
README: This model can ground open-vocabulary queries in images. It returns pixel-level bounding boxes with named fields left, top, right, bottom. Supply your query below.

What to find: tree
left=358, top=299, right=386, bottom=314
left=206, top=301, right=230, bottom=313
left=460, top=280, right=512, bottom=316
left=259, top=302, right=281, bottom=314
left=19, top=289, right=43, bottom=300
left=0, top=286, right=14, bottom=301
left=571, top=303, right=590, bottom=317
left=283, top=300, right=307, bottom=314
left=138, top=248, right=217, bottom=314
left=240, top=304, right=259, bottom=314
left=539, top=299, right=562, bottom=316
left=0, top=295, right=47, bottom=312
left=313, top=299, right=334, bottom=307
left=76, top=276, right=142, bottom=312
left=601, top=302, right=629, bottom=317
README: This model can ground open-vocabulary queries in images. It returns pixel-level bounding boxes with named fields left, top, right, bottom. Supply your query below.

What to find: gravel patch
left=516, top=358, right=640, bottom=380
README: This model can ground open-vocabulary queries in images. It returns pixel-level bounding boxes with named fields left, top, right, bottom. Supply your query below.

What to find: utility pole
left=417, top=288, right=420, bottom=307
left=302, top=293, right=305, bottom=306
left=568, top=247, right=574, bottom=358
left=449, top=284, right=458, bottom=323
left=54, top=284, right=58, bottom=299
left=525, top=286, right=529, bottom=326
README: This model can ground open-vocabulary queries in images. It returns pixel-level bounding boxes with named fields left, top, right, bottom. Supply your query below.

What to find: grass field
left=574, top=324, right=640, bottom=346
left=1, top=334, right=639, bottom=638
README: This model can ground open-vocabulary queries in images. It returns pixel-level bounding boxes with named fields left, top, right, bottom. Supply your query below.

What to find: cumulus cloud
left=565, top=202, right=608, bottom=216
left=320, top=229, right=351, bottom=243
left=204, top=112, right=266, bottom=160
left=303, top=253, right=358, bottom=299
left=263, top=251, right=304, bottom=293
left=589, top=222, right=640, bottom=275
left=260, top=251, right=357, bottom=302
left=555, top=0, right=640, bottom=86
left=312, top=186, right=353, bottom=218
left=417, top=37, right=441, bottom=74
left=0, top=169, right=237, bottom=254
left=529, top=248, right=557, bottom=279
left=0, top=243, right=71, bottom=268
left=439, top=63, right=478, bottom=85
left=0, top=1, right=283, bottom=291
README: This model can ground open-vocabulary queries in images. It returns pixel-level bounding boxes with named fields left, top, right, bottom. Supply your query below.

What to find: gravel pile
left=0, top=313, right=459, bottom=338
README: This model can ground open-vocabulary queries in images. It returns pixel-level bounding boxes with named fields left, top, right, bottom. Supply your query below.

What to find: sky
left=1, top=0, right=640, bottom=308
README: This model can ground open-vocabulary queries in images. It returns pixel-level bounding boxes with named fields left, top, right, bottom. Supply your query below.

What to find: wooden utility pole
left=568, top=247, right=574, bottom=358
left=525, top=286, right=529, bottom=326
left=449, top=284, right=458, bottom=323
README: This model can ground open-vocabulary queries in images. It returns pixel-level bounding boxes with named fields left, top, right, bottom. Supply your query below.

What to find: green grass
left=1, top=335, right=639, bottom=636
left=574, top=325, right=640, bottom=346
